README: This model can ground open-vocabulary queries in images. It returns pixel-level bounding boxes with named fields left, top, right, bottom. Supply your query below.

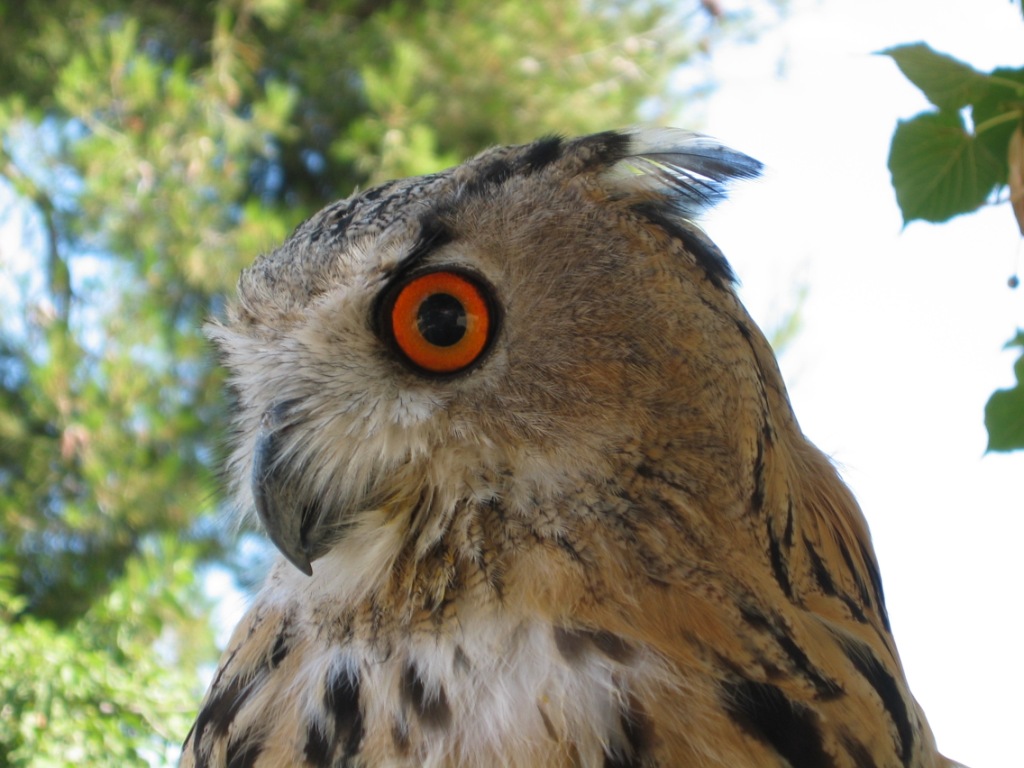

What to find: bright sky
left=700, top=1, right=1023, bottom=765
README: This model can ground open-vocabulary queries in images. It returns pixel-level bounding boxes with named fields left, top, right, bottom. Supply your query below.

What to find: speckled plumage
left=181, top=129, right=958, bottom=767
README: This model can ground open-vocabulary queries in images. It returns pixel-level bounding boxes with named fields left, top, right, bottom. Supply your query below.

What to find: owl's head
left=209, top=129, right=766, bottom=582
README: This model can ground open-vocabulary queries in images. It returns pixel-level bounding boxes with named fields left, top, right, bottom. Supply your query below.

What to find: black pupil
left=417, top=293, right=467, bottom=347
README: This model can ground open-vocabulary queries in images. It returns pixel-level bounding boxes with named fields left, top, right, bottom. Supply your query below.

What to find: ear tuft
left=602, top=128, right=762, bottom=218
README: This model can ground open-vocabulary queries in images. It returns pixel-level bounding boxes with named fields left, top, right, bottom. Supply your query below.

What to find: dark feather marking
left=750, top=427, right=767, bottom=513
left=804, top=537, right=837, bottom=596
left=857, top=539, right=892, bottom=632
left=327, top=209, right=355, bottom=241
left=768, top=519, right=793, bottom=599
left=553, top=626, right=589, bottom=663
left=634, top=460, right=700, bottom=501
left=583, top=130, right=634, bottom=167
left=783, top=500, right=795, bottom=549
left=270, top=628, right=289, bottom=668
left=603, top=696, right=653, bottom=768
left=633, top=461, right=657, bottom=481
left=553, top=532, right=584, bottom=564
left=391, top=716, right=411, bottom=755
left=401, top=661, right=451, bottom=729
left=739, top=605, right=842, bottom=699
left=307, top=199, right=355, bottom=244
left=836, top=536, right=872, bottom=609
left=622, top=697, right=653, bottom=757
left=358, top=182, right=394, bottom=203
left=733, top=316, right=753, bottom=341
left=451, top=135, right=565, bottom=204
left=840, top=637, right=915, bottom=766
left=840, top=732, right=880, bottom=768
left=458, top=157, right=516, bottom=202
left=773, top=632, right=843, bottom=700
left=631, top=201, right=735, bottom=288
left=476, top=157, right=516, bottom=186
left=188, top=640, right=251, bottom=760
left=392, top=215, right=455, bottom=276
left=554, top=627, right=635, bottom=664
left=839, top=594, right=869, bottom=624
left=590, top=630, right=636, bottom=663
left=192, top=673, right=259, bottom=750
left=453, top=644, right=471, bottom=672
left=303, top=722, right=331, bottom=767
left=722, top=679, right=833, bottom=768
left=804, top=537, right=870, bottom=624
left=521, top=135, right=565, bottom=172
left=325, top=664, right=365, bottom=759
left=225, top=733, right=263, bottom=768
left=749, top=433, right=781, bottom=596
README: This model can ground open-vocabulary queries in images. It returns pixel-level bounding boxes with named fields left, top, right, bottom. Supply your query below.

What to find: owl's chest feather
left=190, top=595, right=670, bottom=768
left=354, top=618, right=660, bottom=767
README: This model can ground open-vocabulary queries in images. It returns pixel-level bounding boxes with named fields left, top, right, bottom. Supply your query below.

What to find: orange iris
left=388, top=270, right=492, bottom=374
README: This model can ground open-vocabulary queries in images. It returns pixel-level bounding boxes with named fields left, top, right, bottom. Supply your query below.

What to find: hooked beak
left=251, top=405, right=321, bottom=576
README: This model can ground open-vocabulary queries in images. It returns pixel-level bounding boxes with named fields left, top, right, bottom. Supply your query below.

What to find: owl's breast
left=182, top=587, right=679, bottom=768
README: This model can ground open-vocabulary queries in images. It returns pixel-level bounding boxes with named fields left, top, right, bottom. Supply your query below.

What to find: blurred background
left=0, top=1, right=1019, bottom=765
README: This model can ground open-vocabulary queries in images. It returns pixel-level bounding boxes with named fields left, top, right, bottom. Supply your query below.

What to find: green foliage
left=887, top=109, right=1005, bottom=223
left=882, top=43, right=992, bottom=112
left=883, top=41, right=1024, bottom=452
left=0, top=537, right=211, bottom=767
left=882, top=43, right=1024, bottom=224
left=0, top=0, right=768, bottom=762
left=985, top=332, right=1024, bottom=452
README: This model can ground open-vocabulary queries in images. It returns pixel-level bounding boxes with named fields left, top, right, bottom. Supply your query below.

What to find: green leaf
left=888, top=110, right=1004, bottom=223
left=985, top=332, right=1024, bottom=452
left=880, top=43, right=991, bottom=110
left=972, top=66, right=1024, bottom=162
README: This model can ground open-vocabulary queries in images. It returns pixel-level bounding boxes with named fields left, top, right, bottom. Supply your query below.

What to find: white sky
left=700, top=1, right=1023, bottom=765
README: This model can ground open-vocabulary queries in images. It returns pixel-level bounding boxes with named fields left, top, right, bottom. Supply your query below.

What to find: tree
left=0, top=1, right=771, bottom=763
left=881, top=26, right=1024, bottom=452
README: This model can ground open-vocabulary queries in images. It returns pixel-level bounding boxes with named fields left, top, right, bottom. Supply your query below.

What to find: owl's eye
left=381, top=269, right=496, bottom=374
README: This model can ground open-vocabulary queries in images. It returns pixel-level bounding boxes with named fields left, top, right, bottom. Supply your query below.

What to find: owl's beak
left=250, top=406, right=318, bottom=577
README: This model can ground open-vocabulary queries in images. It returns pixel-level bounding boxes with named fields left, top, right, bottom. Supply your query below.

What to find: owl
left=181, top=129, right=958, bottom=767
